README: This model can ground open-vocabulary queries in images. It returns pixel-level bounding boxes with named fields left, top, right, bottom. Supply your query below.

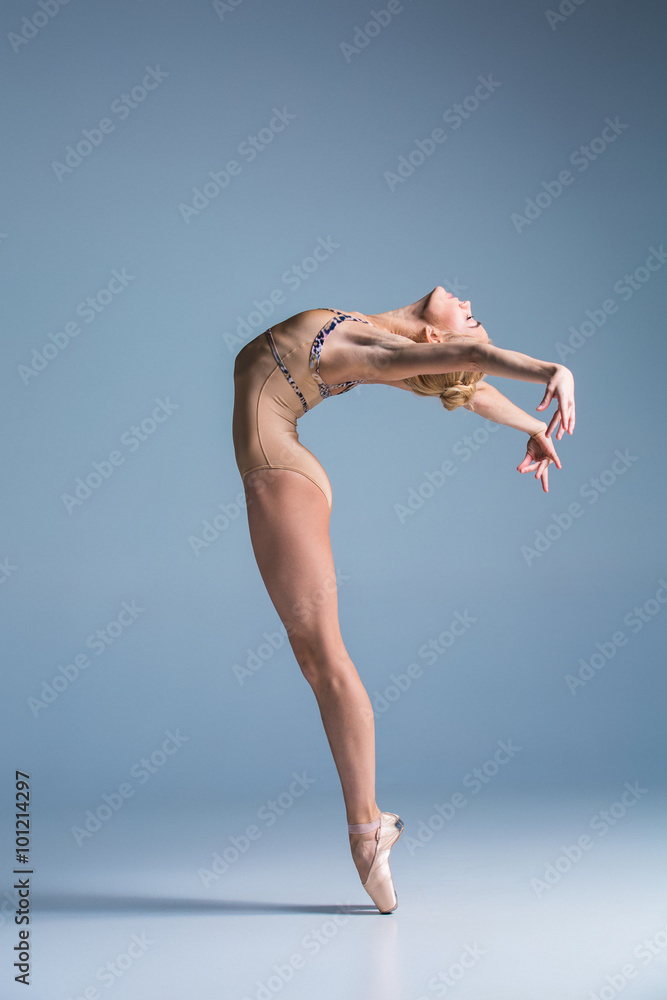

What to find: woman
left=231, top=285, right=575, bottom=913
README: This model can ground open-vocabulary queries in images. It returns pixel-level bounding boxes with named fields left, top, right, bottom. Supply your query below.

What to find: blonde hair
left=402, top=367, right=485, bottom=411
left=378, top=313, right=487, bottom=411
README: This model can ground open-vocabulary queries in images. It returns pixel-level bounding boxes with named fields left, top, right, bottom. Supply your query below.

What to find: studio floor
left=12, top=786, right=667, bottom=999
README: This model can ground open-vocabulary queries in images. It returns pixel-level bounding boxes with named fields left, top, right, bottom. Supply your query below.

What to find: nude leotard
left=232, top=309, right=372, bottom=510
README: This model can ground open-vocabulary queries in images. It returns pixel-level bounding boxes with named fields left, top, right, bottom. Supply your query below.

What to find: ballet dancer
left=231, top=285, right=575, bottom=912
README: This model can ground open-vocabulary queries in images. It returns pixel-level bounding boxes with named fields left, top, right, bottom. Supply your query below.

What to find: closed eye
left=466, top=315, right=482, bottom=328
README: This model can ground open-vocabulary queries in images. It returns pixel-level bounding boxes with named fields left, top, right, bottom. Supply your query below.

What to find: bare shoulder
left=270, top=308, right=414, bottom=388
left=333, top=316, right=416, bottom=387
left=272, top=308, right=340, bottom=339
left=309, top=309, right=414, bottom=385
left=274, top=308, right=399, bottom=344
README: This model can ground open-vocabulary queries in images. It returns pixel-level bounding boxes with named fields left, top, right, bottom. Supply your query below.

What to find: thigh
left=243, top=467, right=346, bottom=659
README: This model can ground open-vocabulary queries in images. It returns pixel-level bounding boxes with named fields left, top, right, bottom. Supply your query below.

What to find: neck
left=363, top=301, right=426, bottom=342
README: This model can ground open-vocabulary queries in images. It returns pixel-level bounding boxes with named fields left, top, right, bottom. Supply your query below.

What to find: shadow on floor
left=34, top=894, right=383, bottom=916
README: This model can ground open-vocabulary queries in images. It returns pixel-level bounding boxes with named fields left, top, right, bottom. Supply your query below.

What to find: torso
left=265, top=308, right=413, bottom=393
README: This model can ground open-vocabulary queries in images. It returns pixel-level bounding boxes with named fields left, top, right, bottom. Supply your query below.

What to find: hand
left=537, top=365, right=575, bottom=440
left=517, top=428, right=563, bottom=493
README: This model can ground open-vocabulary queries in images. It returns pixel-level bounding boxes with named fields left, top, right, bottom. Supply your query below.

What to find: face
left=421, top=285, right=490, bottom=343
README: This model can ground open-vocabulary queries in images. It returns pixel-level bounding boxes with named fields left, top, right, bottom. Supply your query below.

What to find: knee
left=287, top=629, right=329, bottom=674
left=287, top=631, right=350, bottom=688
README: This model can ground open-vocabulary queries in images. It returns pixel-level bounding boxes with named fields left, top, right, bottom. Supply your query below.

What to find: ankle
left=347, top=806, right=381, bottom=833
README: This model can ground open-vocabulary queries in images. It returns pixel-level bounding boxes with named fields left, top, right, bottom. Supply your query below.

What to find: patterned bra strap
left=310, top=309, right=372, bottom=397
left=321, top=308, right=372, bottom=326
left=265, top=328, right=309, bottom=414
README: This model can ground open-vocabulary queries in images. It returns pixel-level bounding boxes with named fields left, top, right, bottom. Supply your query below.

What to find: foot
left=348, top=811, right=404, bottom=913
left=348, top=818, right=381, bottom=885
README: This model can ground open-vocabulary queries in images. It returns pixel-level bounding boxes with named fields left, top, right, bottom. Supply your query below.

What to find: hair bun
left=402, top=366, right=484, bottom=412
left=439, top=381, right=477, bottom=411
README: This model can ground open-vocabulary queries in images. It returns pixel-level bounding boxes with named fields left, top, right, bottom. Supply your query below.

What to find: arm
left=350, top=328, right=574, bottom=436
left=470, top=343, right=575, bottom=439
left=364, top=332, right=481, bottom=380
left=465, top=380, right=547, bottom=436
left=375, top=336, right=557, bottom=385
left=382, top=337, right=575, bottom=438
left=467, top=341, right=558, bottom=383
left=467, top=381, right=564, bottom=494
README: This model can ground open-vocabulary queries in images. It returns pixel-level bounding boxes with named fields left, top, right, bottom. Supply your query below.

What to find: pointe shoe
left=348, top=811, right=404, bottom=913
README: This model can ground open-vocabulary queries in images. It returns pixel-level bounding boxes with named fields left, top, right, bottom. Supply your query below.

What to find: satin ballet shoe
left=348, top=811, right=404, bottom=913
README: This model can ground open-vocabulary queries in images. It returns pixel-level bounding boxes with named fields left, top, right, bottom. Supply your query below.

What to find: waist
left=234, top=332, right=322, bottom=416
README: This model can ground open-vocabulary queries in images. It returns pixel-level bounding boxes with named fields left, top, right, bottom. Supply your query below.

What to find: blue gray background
left=1, top=0, right=666, bottom=997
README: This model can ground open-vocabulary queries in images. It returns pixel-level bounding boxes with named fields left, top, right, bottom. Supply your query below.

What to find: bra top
left=309, top=309, right=373, bottom=400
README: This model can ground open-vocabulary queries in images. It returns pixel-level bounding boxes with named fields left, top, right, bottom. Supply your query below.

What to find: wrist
left=529, top=420, right=548, bottom=438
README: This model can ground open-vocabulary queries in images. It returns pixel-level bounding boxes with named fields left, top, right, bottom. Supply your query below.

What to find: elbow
left=369, top=342, right=402, bottom=381
left=466, top=341, right=486, bottom=373
left=463, top=377, right=486, bottom=411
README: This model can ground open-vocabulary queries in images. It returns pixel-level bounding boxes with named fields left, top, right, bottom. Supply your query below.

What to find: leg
left=242, top=467, right=382, bottom=879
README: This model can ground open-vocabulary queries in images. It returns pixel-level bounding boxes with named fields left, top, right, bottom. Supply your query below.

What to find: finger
left=534, top=457, right=548, bottom=488
left=546, top=411, right=561, bottom=437
left=542, top=464, right=549, bottom=492
left=536, top=389, right=553, bottom=411
left=543, top=437, right=560, bottom=461
left=542, top=441, right=561, bottom=469
left=562, top=397, right=574, bottom=434
left=518, top=451, right=540, bottom=470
